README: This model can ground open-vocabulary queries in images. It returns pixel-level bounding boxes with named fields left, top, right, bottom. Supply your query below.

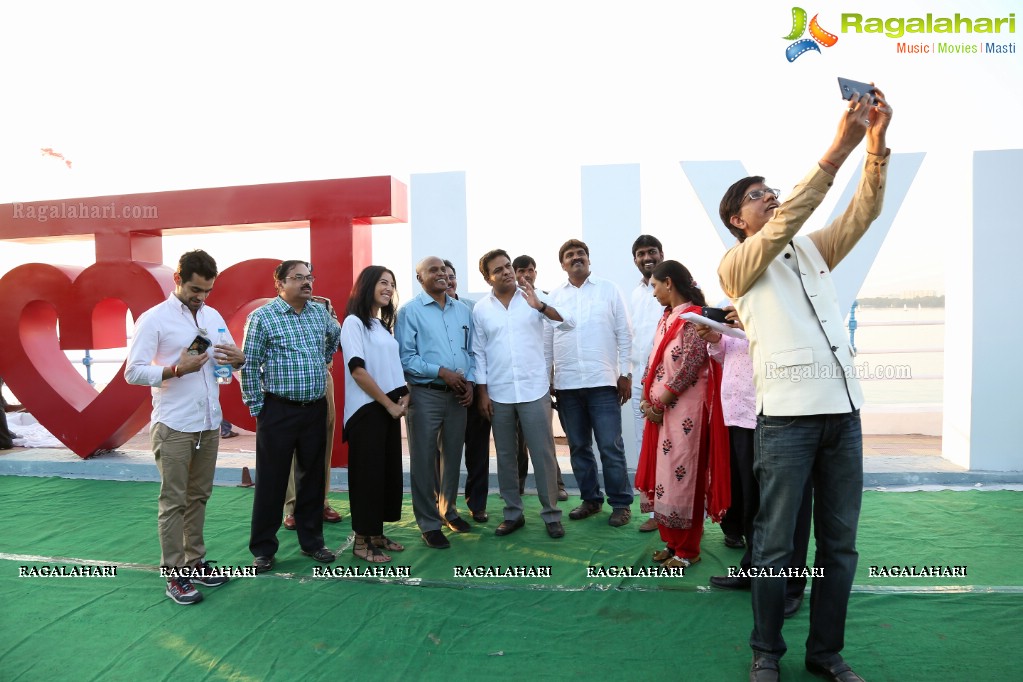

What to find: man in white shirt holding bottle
left=627, top=235, right=667, bottom=533
left=547, top=239, right=634, bottom=527
left=473, top=249, right=572, bottom=539
left=125, top=249, right=245, bottom=605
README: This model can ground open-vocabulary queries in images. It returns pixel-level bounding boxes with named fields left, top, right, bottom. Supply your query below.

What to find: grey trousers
left=407, top=385, right=467, bottom=532
left=492, top=394, right=562, bottom=524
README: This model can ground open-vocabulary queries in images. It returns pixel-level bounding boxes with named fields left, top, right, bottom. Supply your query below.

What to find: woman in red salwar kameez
left=635, top=260, right=729, bottom=569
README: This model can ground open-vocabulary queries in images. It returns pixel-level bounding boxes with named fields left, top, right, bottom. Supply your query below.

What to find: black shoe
left=471, top=510, right=489, bottom=523
left=191, top=559, right=229, bottom=587
left=421, top=530, right=451, bottom=549
left=805, top=658, right=864, bottom=681
left=750, top=653, right=780, bottom=681
left=784, top=593, right=804, bottom=618
left=252, top=555, right=274, bottom=574
left=724, top=534, right=746, bottom=549
left=301, top=547, right=336, bottom=563
left=709, top=575, right=752, bottom=591
left=608, top=507, right=632, bottom=527
left=568, top=500, right=602, bottom=520
left=545, top=521, right=565, bottom=538
left=444, top=516, right=472, bottom=533
left=495, top=517, right=525, bottom=536
left=557, top=488, right=569, bottom=502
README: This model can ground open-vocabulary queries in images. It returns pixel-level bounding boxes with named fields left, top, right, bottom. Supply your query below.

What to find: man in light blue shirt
left=395, top=256, right=476, bottom=549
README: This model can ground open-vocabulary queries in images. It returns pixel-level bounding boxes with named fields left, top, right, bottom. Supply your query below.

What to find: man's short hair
left=177, top=250, right=218, bottom=282
left=512, top=255, right=536, bottom=270
left=442, top=259, right=456, bottom=275
left=631, top=235, right=663, bottom=257
left=479, top=249, right=511, bottom=279
left=274, top=260, right=311, bottom=282
left=558, top=239, right=589, bottom=263
left=719, top=176, right=765, bottom=243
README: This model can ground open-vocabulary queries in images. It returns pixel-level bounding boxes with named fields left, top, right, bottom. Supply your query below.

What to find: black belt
left=265, top=392, right=326, bottom=407
left=415, top=382, right=453, bottom=393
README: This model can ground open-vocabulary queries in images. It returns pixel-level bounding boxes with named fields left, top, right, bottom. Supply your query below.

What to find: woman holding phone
left=635, top=260, right=730, bottom=568
left=340, top=265, right=409, bottom=562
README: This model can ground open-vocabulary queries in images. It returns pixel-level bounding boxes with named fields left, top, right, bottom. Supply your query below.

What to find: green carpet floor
left=1, top=476, right=1020, bottom=681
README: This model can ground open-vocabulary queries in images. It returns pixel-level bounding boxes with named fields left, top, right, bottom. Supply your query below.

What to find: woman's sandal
left=371, top=535, right=405, bottom=552
left=652, top=547, right=673, bottom=563
left=353, top=535, right=391, bottom=563
left=661, top=554, right=700, bottom=569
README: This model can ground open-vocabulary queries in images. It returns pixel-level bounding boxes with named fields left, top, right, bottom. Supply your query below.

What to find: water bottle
left=214, top=327, right=232, bottom=384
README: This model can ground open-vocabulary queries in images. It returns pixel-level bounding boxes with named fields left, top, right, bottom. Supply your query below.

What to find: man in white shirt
left=511, top=254, right=568, bottom=501
left=125, top=249, right=245, bottom=605
left=547, top=239, right=634, bottom=527
left=627, top=235, right=666, bottom=532
left=473, top=249, right=571, bottom=539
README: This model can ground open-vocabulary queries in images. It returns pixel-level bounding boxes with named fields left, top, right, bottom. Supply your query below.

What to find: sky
left=1, top=0, right=1021, bottom=305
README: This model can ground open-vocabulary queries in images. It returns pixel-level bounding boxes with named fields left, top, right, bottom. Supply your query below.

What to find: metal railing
left=847, top=300, right=944, bottom=380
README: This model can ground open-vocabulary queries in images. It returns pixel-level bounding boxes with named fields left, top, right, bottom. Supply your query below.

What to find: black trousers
left=733, top=425, right=812, bottom=598
left=720, top=426, right=747, bottom=539
left=250, top=394, right=328, bottom=557
left=463, top=391, right=492, bottom=513
left=347, top=401, right=403, bottom=536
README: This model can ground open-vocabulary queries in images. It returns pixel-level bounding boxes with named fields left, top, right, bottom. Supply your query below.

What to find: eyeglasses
left=286, top=275, right=315, bottom=283
left=743, top=188, right=780, bottom=203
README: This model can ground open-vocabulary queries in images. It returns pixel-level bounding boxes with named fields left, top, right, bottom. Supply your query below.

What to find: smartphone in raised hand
left=837, top=77, right=878, bottom=105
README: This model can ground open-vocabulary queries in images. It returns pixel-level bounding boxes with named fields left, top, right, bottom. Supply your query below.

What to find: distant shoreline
left=857, top=295, right=944, bottom=308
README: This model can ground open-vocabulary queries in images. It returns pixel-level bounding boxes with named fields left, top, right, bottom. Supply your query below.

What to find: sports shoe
left=165, top=577, right=203, bottom=605
left=191, top=559, right=229, bottom=587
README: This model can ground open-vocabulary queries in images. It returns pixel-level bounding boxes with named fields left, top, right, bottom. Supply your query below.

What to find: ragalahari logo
left=784, top=7, right=839, bottom=61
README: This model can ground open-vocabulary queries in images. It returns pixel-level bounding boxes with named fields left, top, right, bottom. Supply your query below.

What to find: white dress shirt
left=472, top=290, right=573, bottom=404
left=546, top=275, right=632, bottom=390
left=125, top=294, right=235, bottom=433
left=630, top=278, right=667, bottom=377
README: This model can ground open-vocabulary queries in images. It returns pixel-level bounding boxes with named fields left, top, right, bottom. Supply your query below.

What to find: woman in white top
left=341, top=266, right=409, bottom=562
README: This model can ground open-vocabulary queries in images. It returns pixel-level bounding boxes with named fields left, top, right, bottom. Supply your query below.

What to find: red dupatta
left=636, top=305, right=731, bottom=522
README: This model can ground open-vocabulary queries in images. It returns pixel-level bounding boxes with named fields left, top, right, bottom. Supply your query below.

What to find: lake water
left=848, top=306, right=944, bottom=406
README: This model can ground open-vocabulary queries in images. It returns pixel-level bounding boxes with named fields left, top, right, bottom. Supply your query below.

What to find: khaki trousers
left=151, top=423, right=219, bottom=568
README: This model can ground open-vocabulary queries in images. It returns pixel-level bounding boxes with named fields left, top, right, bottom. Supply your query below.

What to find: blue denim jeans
left=750, top=411, right=862, bottom=665
left=558, top=386, right=634, bottom=509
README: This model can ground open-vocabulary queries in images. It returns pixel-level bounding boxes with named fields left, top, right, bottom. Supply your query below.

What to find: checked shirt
left=241, top=296, right=341, bottom=416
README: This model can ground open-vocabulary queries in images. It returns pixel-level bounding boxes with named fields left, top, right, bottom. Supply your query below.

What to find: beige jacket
left=718, top=153, right=889, bottom=416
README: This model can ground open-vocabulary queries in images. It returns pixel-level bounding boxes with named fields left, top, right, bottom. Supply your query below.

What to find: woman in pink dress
left=635, top=260, right=729, bottom=568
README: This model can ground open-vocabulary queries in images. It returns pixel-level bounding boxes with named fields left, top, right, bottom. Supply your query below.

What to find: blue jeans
left=750, top=411, right=862, bottom=665
left=558, top=386, right=634, bottom=509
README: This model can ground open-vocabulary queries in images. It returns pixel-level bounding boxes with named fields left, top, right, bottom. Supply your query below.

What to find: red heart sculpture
left=0, top=261, right=172, bottom=458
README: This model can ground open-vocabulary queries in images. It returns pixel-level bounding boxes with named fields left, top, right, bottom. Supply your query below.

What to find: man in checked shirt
left=242, top=260, right=342, bottom=573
